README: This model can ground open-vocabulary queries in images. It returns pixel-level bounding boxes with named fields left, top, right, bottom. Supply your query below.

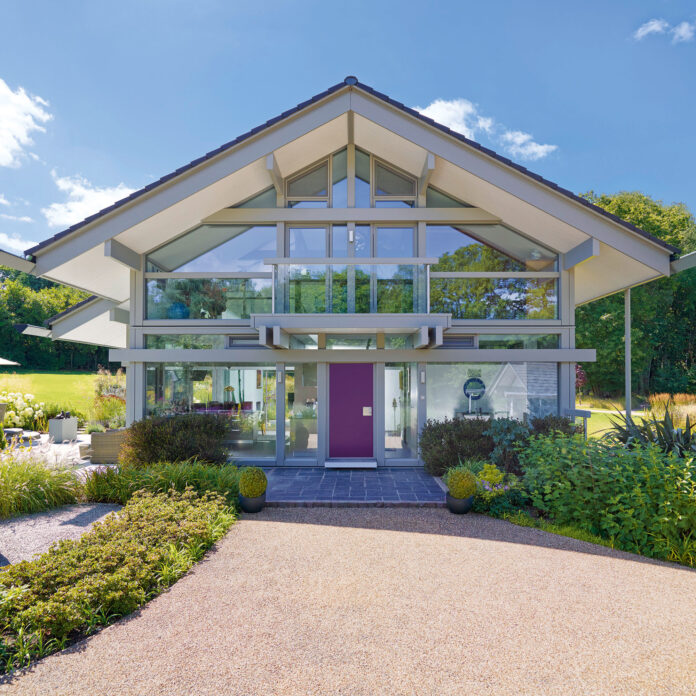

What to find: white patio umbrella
left=0, top=357, right=20, bottom=366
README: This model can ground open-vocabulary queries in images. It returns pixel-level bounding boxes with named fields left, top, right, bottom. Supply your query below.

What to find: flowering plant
left=0, top=392, right=47, bottom=430
left=476, top=463, right=515, bottom=502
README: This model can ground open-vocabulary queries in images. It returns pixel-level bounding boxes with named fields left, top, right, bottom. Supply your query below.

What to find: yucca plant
left=604, top=405, right=696, bottom=457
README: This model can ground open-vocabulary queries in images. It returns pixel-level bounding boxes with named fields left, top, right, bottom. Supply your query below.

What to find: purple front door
left=329, top=363, right=373, bottom=458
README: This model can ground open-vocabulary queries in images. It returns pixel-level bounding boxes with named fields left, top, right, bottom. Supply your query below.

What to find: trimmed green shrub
left=0, top=454, right=82, bottom=519
left=83, top=461, right=240, bottom=505
left=484, top=417, right=531, bottom=474
left=419, top=418, right=494, bottom=476
left=443, top=466, right=476, bottom=499
left=519, top=434, right=696, bottom=565
left=530, top=414, right=581, bottom=437
left=0, top=488, right=236, bottom=673
left=239, top=466, right=267, bottom=497
left=85, top=422, right=106, bottom=434
left=119, top=414, right=230, bottom=467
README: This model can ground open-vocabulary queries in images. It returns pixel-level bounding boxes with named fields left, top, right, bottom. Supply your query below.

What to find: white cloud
left=0, top=231, right=37, bottom=254
left=414, top=97, right=557, bottom=161
left=634, top=18, right=669, bottom=40
left=0, top=213, right=33, bottom=223
left=414, top=98, right=493, bottom=140
left=500, top=130, right=557, bottom=161
left=633, top=18, right=695, bottom=43
left=0, top=194, right=8, bottom=206
left=0, top=78, right=52, bottom=168
left=672, top=21, right=695, bottom=43
left=42, top=170, right=135, bottom=228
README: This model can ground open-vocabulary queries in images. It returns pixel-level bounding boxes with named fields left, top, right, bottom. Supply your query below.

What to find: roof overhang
left=23, top=78, right=676, bottom=309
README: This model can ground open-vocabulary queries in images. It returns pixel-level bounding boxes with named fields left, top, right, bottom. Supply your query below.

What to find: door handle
left=362, top=406, right=372, bottom=416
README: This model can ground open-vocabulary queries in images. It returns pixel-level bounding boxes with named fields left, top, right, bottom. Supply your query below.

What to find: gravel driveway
left=1, top=508, right=695, bottom=695
left=0, top=503, right=121, bottom=566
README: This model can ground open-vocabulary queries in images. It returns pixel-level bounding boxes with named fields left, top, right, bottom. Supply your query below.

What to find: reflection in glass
left=425, top=187, right=471, bottom=208
left=287, top=200, right=328, bottom=208
left=289, top=334, right=318, bottom=349
left=385, top=363, right=417, bottom=458
left=288, top=227, right=326, bottom=257
left=330, top=265, right=348, bottom=313
left=384, top=334, right=415, bottom=349
left=288, top=266, right=326, bottom=313
left=332, top=149, right=347, bottom=207
left=377, top=265, right=414, bottom=313
left=355, top=148, right=371, bottom=207
left=478, top=334, right=560, bottom=349
left=354, top=225, right=371, bottom=257
left=145, top=363, right=277, bottom=458
left=145, top=334, right=227, bottom=349
left=427, top=224, right=556, bottom=272
left=332, top=225, right=348, bottom=257
left=146, top=278, right=272, bottom=320
left=355, top=265, right=371, bottom=313
left=287, top=162, right=328, bottom=197
left=374, top=162, right=416, bottom=197
left=426, top=362, right=558, bottom=421
left=146, top=225, right=276, bottom=273
left=325, top=334, right=377, bottom=349
left=375, top=200, right=414, bottom=208
left=235, top=188, right=277, bottom=208
left=285, top=364, right=318, bottom=457
left=376, top=227, right=414, bottom=257
left=429, top=277, right=557, bottom=320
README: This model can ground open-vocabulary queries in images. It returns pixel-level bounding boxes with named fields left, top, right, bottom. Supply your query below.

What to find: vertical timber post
left=625, top=288, right=631, bottom=420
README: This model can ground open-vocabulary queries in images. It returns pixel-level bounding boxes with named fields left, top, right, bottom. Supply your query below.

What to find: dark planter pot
left=446, top=493, right=474, bottom=514
left=239, top=491, right=266, bottom=513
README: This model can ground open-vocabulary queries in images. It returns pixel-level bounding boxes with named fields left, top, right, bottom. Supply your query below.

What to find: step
left=324, top=458, right=378, bottom=469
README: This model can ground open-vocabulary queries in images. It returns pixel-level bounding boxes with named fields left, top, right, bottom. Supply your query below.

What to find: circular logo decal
left=463, top=377, right=486, bottom=400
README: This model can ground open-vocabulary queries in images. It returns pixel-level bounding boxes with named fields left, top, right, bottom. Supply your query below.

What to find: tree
left=576, top=192, right=696, bottom=395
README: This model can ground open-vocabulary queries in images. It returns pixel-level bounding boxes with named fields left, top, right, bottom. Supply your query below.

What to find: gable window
left=427, top=224, right=559, bottom=320
left=373, top=161, right=416, bottom=208
left=233, top=187, right=277, bottom=208
left=425, top=186, right=472, bottom=208
left=144, top=224, right=275, bottom=320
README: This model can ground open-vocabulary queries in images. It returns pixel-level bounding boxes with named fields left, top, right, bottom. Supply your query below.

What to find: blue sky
left=0, top=0, right=695, bottom=254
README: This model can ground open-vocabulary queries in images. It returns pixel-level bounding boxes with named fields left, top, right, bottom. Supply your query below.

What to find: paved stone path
left=2, top=508, right=695, bottom=695
left=265, top=466, right=445, bottom=505
left=0, top=503, right=121, bottom=566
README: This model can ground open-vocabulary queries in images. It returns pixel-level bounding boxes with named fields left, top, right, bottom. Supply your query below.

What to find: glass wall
left=145, top=334, right=228, bottom=349
left=426, top=362, right=558, bottom=421
left=385, top=363, right=418, bottom=459
left=146, top=278, right=272, bottom=320
left=285, top=364, right=318, bottom=457
left=478, top=334, right=560, bottom=349
left=429, top=277, right=557, bottom=320
left=145, top=363, right=277, bottom=458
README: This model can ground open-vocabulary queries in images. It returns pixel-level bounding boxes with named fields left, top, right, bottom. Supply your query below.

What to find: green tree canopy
left=576, top=191, right=696, bottom=396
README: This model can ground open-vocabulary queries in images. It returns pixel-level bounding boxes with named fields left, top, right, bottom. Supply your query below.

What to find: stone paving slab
left=264, top=466, right=446, bottom=506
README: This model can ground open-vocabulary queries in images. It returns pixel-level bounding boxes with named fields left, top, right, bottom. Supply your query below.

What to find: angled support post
left=418, top=152, right=436, bottom=204
left=104, top=239, right=140, bottom=271
left=562, top=237, right=600, bottom=270
left=266, top=153, right=284, bottom=207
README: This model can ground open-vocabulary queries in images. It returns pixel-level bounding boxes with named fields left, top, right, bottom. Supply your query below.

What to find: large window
left=286, top=149, right=347, bottom=208
left=285, top=364, right=318, bottom=458
left=385, top=363, right=418, bottom=459
left=145, top=363, right=277, bottom=458
left=427, top=224, right=559, bottom=320
left=426, top=362, right=558, bottom=421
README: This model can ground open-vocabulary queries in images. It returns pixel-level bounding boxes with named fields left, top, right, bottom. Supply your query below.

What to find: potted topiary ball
left=443, top=466, right=476, bottom=514
left=238, top=466, right=268, bottom=513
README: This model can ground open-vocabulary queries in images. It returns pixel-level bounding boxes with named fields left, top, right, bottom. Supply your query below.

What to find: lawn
left=0, top=369, right=98, bottom=416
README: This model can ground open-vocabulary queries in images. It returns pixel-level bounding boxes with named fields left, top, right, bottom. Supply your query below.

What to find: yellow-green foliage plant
left=444, top=466, right=476, bottom=499
left=239, top=466, right=267, bottom=498
left=476, top=463, right=507, bottom=501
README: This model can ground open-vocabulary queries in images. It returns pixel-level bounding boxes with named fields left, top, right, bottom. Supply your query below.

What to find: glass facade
left=429, top=277, right=557, bottom=320
left=426, top=362, right=558, bottom=421
left=385, top=363, right=418, bottom=458
left=145, top=363, right=277, bottom=458
left=146, top=278, right=272, bottom=320
left=478, top=334, right=560, bottom=349
left=145, top=334, right=228, bottom=349
left=285, top=364, right=318, bottom=457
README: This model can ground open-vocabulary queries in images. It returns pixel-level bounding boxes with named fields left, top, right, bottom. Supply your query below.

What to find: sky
left=0, top=0, right=695, bottom=255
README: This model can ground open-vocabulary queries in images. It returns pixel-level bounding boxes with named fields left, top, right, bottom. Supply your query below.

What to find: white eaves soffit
left=29, top=84, right=672, bottom=305
left=50, top=298, right=129, bottom=349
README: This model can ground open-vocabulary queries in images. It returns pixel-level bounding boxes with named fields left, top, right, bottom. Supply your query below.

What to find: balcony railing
left=266, top=257, right=436, bottom=315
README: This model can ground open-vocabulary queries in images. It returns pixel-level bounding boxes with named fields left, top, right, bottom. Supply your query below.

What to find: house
left=2, top=77, right=678, bottom=466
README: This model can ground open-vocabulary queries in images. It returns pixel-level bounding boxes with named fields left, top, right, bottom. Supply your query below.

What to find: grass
left=0, top=451, right=82, bottom=519
left=502, top=511, right=615, bottom=549
left=0, top=369, right=98, bottom=415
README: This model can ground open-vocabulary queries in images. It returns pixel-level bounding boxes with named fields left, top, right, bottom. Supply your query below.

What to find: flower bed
left=1, top=392, right=46, bottom=431
left=0, top=488, right=236, bottom=673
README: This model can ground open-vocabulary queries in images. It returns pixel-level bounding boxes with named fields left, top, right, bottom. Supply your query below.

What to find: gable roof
left=25, top=76, right=678, bottom=257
